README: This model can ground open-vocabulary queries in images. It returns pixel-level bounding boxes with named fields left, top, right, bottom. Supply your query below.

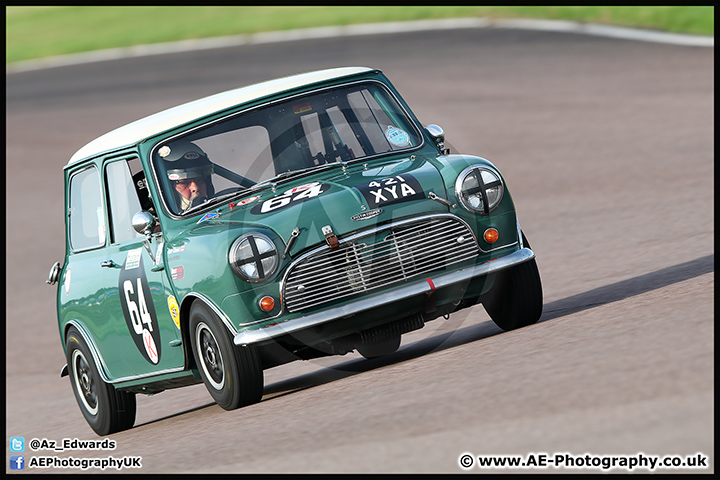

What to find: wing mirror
left=425, top=124, right=449, bottom=155
left=132, top=211, right=156, bottom=236
left=132, top=211, right=158, bottom=263
left=46, top=261, right=61, bottom=285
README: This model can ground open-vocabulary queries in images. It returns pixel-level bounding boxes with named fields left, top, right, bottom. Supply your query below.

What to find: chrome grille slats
left=289, top=240, right=471, bottom=290
left=283, top=216, right=479, bottom=312
left=286, top=232, right=462, bottom=285
left=288, top=251, right=479, bottom=308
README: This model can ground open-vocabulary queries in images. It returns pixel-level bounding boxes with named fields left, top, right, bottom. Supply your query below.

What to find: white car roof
left=67, top=66, right=375, bottom=166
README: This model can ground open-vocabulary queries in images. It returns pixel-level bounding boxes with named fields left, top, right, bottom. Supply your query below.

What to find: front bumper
left=234, top=246, right=534, bottom=346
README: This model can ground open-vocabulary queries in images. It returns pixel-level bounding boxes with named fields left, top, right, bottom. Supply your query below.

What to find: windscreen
left=152, top=82, right=421, bottom=215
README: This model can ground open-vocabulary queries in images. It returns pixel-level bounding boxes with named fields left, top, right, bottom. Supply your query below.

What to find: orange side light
left=259, top=296, right=275, bottom=312
left=484, top=228, right=499, bottom=243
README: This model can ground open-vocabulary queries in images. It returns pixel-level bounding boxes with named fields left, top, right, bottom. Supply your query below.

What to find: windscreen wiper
left=252, top=162, right=348, bottom=190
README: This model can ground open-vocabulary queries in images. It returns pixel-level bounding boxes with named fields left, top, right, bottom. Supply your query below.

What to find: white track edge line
left=6, top=17, right=713, bottom=74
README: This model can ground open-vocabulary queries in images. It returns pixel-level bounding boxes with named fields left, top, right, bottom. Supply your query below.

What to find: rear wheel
left=65, top=327, right=136, bottom=435
left=483, top=232, right=543, bottom=331
left=189, top=302, right=263, bottom=410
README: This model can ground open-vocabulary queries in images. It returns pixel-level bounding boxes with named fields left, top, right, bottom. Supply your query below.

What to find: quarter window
left=106, top=159, right=144, bottom=243
left=69, top=167, right=105, bottom=251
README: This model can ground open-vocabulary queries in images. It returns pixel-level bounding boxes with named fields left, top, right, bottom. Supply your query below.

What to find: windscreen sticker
left=158, top=145, right=172, bottom=158
left=251, top=182, right=331, bottom=215
left=293, top=102, right=312, bottom=114
left=118, top=252, right=161, bottom=364
left=356, top=174, right=424, bottom=208
left=385, top=125, right=411, bottom=148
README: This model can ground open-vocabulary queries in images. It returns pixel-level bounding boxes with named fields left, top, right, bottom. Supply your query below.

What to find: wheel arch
left=179, top=293, right=238, bottom=371
left=64, top=320, right=112, bottom=384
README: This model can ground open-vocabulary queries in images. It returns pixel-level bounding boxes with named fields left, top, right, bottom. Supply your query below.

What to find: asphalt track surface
left=6, top=26, right=714, bottom=473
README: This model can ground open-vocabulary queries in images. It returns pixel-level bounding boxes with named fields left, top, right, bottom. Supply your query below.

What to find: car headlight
left=455, top=165, right=504, bottom=214
left=229, top=233, right=278, bottom=282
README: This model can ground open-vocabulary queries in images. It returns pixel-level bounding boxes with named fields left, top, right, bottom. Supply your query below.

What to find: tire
left=482, top=232, right=543, bottom=331
left=189, top=302, right=263, bottom=410
left=65, top=327, right=136, bottom=436
left=357, top=334, right=401, bottom=359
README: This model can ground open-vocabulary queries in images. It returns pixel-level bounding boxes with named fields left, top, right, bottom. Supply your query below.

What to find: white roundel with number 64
left=253, top=182, right=331, bottom=215
left=123, top=278, right=159, bottom=364
left=118, top=248, right=162, bottom=365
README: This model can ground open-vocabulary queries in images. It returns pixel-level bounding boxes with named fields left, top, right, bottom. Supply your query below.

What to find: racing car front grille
left=282, top=216, right=479, bottom=312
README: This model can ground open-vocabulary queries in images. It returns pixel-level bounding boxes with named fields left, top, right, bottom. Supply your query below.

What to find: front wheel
left=65, top=327, right=136, bottom=435
left=482, top=232, right=543, bottom=331
left=357, top=334, right=401, bottom=359
left=189, top=302, right=263, bottom=410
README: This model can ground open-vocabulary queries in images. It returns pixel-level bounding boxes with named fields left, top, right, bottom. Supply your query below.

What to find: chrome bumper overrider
left=234, top=247, right=535, bottom=346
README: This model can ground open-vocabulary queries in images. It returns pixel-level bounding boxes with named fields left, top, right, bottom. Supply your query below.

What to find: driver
left=161, top=141, right=215, bottom=213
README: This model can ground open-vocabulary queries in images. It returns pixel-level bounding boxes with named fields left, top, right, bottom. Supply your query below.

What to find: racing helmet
left=160, top=140, right=214, bottom=183
left=158, top=140, right=216, bottom=212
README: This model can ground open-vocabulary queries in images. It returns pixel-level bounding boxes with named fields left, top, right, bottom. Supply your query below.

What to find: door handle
left=100, top=260, right=116, bottom=268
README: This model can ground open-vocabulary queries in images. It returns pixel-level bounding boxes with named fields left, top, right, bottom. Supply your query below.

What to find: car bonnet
left=187, top=156, right=450, bottom=253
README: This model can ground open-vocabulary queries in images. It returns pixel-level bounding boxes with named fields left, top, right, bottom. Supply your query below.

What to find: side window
left=106, top=159, right=143, bottom=244
left=69, top=166, right=105, bottom=251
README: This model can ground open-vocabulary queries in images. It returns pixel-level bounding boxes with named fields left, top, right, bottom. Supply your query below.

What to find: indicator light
left=484, top=228, right=499, bottom=243
left=259, top=296, right=275, bottom=312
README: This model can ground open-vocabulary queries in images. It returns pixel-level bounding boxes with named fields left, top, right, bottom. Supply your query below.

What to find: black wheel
left=482, top=232, right=543, bottom=331
left=357, top=334, right=401, bottom=359
left=189, top=302, right=263, bottom=410
left=65, top=327, right=136, bottom=436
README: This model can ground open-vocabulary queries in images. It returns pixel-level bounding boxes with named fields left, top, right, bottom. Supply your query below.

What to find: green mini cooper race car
left=47, top=67, right=542, bottom=435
